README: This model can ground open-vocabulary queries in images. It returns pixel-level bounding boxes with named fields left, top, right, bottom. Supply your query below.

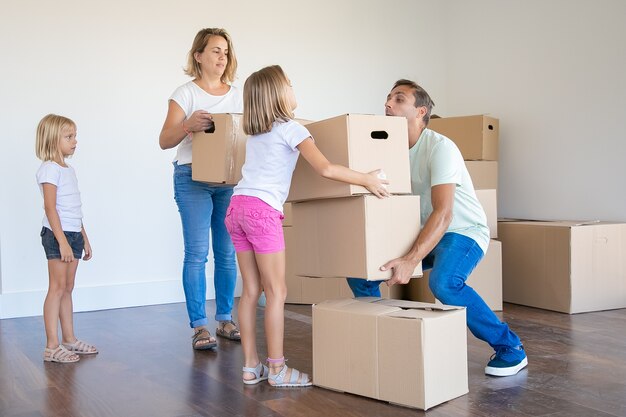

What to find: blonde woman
left=159, top=28, right=242, bottom=350
left=225, top=65, right=389, bottom=387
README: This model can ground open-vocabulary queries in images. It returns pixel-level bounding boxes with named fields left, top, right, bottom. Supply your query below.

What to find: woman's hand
left=185, top=110, right=214, bottom=133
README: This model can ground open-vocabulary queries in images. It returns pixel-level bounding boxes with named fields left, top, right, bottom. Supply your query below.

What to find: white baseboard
left=0, top=277, right=242, bottom=319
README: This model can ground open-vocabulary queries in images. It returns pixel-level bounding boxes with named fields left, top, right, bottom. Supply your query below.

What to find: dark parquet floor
left=1, top=300, right=625, bottom=417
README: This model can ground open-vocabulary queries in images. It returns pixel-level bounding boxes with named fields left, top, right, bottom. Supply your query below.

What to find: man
left=347, top=79, right=527, bottom=377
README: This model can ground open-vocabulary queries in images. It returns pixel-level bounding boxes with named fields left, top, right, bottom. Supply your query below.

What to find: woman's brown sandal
left=192, top=328, right=217, bottom=350
left=216, top=320, right=241, bottom=341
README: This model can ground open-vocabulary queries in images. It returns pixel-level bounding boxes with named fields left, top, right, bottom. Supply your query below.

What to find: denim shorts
left=40, top=226, right=84, bottom=260
left=225, top=195, right=285, bottom=254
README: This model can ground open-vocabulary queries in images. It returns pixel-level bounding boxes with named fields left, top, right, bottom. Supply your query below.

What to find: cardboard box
left=313, top=298, right=468, bottom=410
left=428, top=115, right=498, bottom=161
left=466, top=161, right=498, bottom=190
left=285, top=226, right=403, bottom=304
left=499, top=220, right=626, bottom=314
left=192, top=113, right=246, bottom=185
left=282, top=203, right=293, bottom=226
left=476, top=189, right=497, bottom=238
left=287, top=114, right=412, bottom=202
left=192, top=117, right=313, bottom=186
left=405, top=240, right=502, bottom=311
left=292, top=195, right=422, bottom=280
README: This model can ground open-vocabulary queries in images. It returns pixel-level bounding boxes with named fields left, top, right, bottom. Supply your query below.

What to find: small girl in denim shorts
left=35, top=114, right=98, bottom=363
left=225, top=65, right=389, bottom=387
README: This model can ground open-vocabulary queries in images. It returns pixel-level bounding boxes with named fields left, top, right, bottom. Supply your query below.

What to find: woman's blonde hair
left=184, top=28, right=237, bottom=83
left=243, top=65, right=294, bottom=135
left=35, top=114, right=76, bottom=162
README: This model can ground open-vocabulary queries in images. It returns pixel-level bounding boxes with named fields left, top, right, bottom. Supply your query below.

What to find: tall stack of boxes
left=405, top=115, right=503, bottom=311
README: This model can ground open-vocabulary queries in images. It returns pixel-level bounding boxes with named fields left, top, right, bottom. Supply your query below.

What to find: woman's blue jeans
left=173, top=162, right=238, bottom=328
left=347, top=232, right=521, bottom=350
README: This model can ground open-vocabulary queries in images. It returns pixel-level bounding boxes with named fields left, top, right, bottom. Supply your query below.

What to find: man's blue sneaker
left=484, top=345, right=528, bottom=377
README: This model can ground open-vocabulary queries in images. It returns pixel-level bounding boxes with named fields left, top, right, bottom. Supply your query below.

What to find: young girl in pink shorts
left=225, top=65, right=389, bottom=387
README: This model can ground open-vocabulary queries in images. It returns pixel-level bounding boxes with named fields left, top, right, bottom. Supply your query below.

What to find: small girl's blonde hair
left=243, top=65, right=294, bottom=135
left=35, top=114, right=76, bottom=161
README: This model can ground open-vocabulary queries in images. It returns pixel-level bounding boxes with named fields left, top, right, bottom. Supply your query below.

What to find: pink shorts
left=225, top=195, right=285, bottom=254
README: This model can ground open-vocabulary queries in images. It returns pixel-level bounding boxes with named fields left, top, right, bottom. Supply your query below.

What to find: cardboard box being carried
left=192, top=113, right=246, bottom=185
left=313, top=298, right=468, bottom=410
left=405, top=239, right=503, bottom=311
left=288, top=114, right=412, bottom=202
left=292, top=195, right=422, bottom=280
left=429, top=115, right=499, bottom=161
left=192, top=117, right=313, bottom=186
left=499, top=220, right=626, bottom=314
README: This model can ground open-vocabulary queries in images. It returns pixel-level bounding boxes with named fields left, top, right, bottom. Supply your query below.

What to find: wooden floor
left=1, top=300, right=626, bottom=417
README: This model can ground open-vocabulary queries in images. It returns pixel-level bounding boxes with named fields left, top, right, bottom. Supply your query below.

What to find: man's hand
left=381, top=256, right=419, bottom=286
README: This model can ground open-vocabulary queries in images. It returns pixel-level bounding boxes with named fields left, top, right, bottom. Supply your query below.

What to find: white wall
left=3, top=1, right=625, bottom=319
left=441, top=0, right=626, bottom=221
left=0, top=0, right=444, bottom=318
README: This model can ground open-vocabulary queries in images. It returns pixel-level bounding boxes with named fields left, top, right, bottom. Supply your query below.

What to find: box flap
left=375, top=299, right=463, bottom=311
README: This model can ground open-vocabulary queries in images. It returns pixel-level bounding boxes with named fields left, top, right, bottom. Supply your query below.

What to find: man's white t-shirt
left=409, top=128, right=490, bottom=253
left=233, top=120, right=311, bottom=213
left=169, top=81, right=243, bottom=165
left=36, top=161, right=83, bottom=232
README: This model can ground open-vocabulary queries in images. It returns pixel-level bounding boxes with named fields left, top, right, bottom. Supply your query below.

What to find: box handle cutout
left=371, top=130, right=388, bottom=140
left=204, top=122, right=216, bottom=134
left=488, top=124, right=494, bottom=131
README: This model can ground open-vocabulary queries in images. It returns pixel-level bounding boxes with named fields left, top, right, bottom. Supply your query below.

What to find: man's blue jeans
left=174, top=162, right=238, bottom=328
left=347, top=232, right=521, bottom=350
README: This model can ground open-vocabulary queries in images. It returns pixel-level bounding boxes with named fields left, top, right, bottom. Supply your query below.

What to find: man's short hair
left=393, top=79, right=435, bottom=125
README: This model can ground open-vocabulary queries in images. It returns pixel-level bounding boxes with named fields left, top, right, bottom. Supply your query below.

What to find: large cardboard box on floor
left=292, top=195, right=422, bottom=280
left=405, top=239, right=503, bottom=311
left=287, top=114, right=412, bottom=202
left=476, top=189, right=497, bottom=238
left=466, top=161, right=498, bottom=190
left=192, top=113, right=246, bottom=185
left=429, top=115, right=499, bottom=161
left=499, top=220, right=626, bottom=314
left=313, top=298, right=468, bottom=410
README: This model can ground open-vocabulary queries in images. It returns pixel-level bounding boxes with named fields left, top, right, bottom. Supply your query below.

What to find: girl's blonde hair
left=35, top=114, right=76, bottom=162
left=184, top=28, right=237, bottom=84
left=243, top=65, right=294, bottom=135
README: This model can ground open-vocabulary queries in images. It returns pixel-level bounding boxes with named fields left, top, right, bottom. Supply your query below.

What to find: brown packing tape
left=225, top=115, right=240, bottom=182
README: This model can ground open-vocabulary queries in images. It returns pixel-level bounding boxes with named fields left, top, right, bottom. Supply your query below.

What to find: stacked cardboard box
left=284, top=205, right=404, bottom=303
left=313, top=298, right=468, bottom=410
left=402, top=115, right=503, bottom=310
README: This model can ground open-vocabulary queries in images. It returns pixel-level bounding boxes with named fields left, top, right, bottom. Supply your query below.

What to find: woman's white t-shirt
left=233, top=120, right=311, bottom=213
left=36, top=161, right=83, bottom=232
left=169, top=81, right=243, bottom=165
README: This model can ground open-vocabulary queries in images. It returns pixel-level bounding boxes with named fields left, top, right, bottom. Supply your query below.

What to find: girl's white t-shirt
left=36, top=161, right=83, bottom=232
left=169, top=81, right=243, bottom=165
left=233, top=120, right=311, bottom=212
